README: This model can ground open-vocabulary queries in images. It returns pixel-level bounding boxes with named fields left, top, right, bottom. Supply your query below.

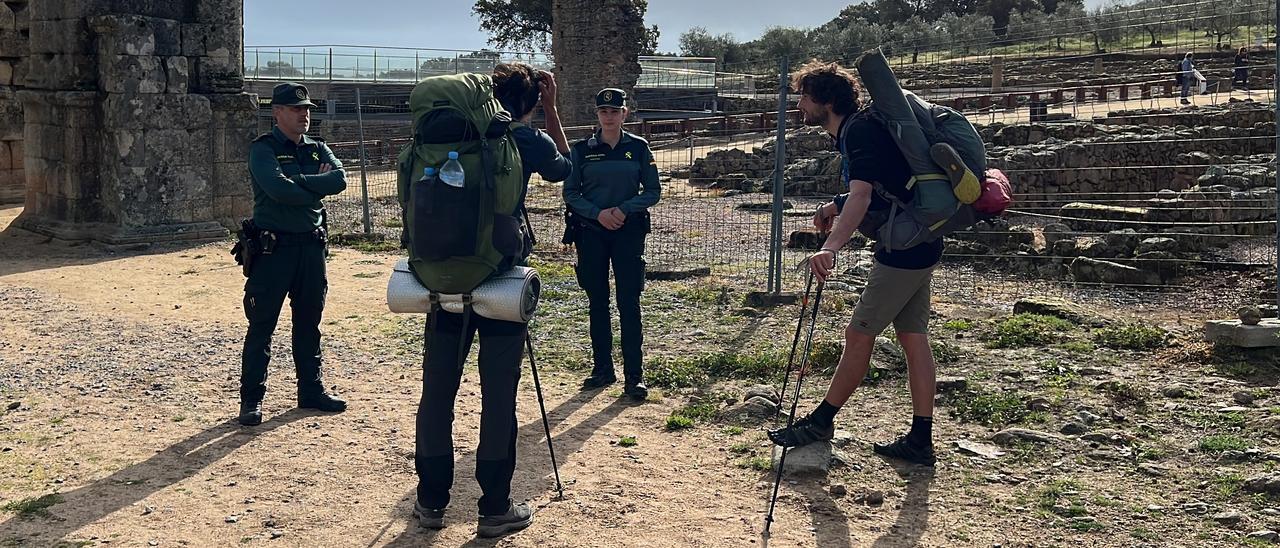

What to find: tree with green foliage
left=939, top=13, right=996, bottom=55
left=473, top=0, right=660, bottom=53
left=678, top=26, right=747, bottom=67
left=896, top=16, right=936, bottom=62
left=756, top=26, right=811, bottom=64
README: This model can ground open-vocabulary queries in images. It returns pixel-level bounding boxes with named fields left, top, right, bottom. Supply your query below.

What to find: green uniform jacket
left=562, top=130, right=661, bottom=220
left=248, top=126, right=347, bottom=232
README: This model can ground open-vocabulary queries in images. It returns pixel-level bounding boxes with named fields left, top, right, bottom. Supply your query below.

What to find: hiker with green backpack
left=767, top=53, right=1011, bottom=467
left=395, top=65, right=569, bottom=537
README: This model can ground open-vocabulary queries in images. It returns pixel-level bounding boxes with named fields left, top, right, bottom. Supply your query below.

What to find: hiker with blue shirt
left=767, top=61, right=944, bottom=466
left=562, top=87, right=661, bottom=400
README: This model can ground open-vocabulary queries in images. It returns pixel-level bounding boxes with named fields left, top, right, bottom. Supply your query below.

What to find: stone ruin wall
left=12, top=0, right=258, bottom=243
left=0, top=1, right=27, bottom=204
left=551, top=0, right=644, bottom=126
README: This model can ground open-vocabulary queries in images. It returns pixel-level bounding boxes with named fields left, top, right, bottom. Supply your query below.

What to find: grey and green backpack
left=396, top=73, right=525, bottom=295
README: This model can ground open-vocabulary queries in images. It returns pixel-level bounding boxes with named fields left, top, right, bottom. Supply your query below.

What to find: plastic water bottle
left=419, top=166, right=437, bottom=184
left=439, top=151, right=465, bottom=188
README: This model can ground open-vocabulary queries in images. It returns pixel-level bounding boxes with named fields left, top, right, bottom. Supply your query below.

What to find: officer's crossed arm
left=562, top=146, right=600, bottom=220
left=617, top=146, right=661, bottom=215
left=294, top=143, right=348, bottom=197
left=248, top=142, right=322, bottom=206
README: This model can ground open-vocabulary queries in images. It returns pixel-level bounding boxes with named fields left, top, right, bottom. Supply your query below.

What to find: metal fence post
left=328, top=48, right=333, bottom=82
left=768, top=57, right=790, bottom=294
left=1274, top=3, right=1279, bottom=310
left=356, top=88, right=373, bottom=235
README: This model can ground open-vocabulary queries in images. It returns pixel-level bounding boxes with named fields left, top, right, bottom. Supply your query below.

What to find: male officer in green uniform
left=563, top=88, right=661, bottom=399
left=238, top=83, right=348, bottom=426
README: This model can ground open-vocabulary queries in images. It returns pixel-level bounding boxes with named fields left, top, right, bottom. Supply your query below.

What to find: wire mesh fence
left=277, top=0, right=1277, bottom=319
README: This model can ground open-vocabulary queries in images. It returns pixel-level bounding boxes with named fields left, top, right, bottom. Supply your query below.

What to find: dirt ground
left=1, top=202, right=1278, bottom=548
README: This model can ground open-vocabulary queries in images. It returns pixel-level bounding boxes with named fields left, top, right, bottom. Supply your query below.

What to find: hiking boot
left=477, top=501, right=533, bottom=538
left=237, top=401, right=263, bottom=426
left=623, top=379, right=649, bottom=400
left=298, top=391, right=347, bottom=413
left=929, top=142, right=981, bottom=204
left=872, top=434, right=936, bottom=466
left=767, top=414, right=835, bottom=448
left=1180, top=99, right=1191, bottom=105
left=413, top=499, right=445, bottom=530
left=580, top=374, right=617, bottom=390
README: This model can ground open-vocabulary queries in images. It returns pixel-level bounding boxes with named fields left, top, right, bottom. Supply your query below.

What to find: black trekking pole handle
left=764, top=279, right=825, bottom=537
left=525, top=326, right=565, bottom=499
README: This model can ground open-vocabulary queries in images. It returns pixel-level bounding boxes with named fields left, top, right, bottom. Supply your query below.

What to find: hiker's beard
left=802, top=107, right=827, bottom=127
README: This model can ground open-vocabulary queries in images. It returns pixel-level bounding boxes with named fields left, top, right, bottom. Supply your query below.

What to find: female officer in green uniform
left=562, top=88, right=661, bottom=399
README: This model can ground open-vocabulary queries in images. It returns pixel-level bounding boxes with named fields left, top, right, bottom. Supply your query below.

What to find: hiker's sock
left=907, top=415, right=933, bottom=446
left=809, top=400, right=840, bottom=428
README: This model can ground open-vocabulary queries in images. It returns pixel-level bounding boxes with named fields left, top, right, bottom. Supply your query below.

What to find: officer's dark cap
left=271, top=82, right=316, bottom=107
left=595, top=88, right=626, bottom=109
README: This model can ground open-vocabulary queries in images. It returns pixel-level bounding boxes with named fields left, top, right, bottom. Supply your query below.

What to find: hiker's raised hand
left=813, top=202, right=837, bottom=233
left=538, top=71, right=559, bottom=110
left=808, top=249, right=835, bottom=282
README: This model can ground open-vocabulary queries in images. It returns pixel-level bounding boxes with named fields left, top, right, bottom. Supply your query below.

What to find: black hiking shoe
left=872, top=434, right=936, bottom=466
left=298, top=391, right=347, bottom=413
left=477, top=501, right=533, bottom=538
left=237, top=401, right=262, bottom=426
left=623, top=380, right=649, bottom=400
left=767, top=414, right=835, bottom=448
left=580, top=374, right=617, bottom=390
left=413, top=500, right=445, bottom=530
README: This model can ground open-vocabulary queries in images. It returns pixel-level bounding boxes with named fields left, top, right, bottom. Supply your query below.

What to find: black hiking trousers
left=240, top=235, right=328, bottom=404
left=415, top=309, right=524, bottom=516
left=574, top=219, right=647, bottom=381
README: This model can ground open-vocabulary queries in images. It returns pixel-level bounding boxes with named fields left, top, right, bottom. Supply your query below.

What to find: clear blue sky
left=246, top=0, right=859, bottom=54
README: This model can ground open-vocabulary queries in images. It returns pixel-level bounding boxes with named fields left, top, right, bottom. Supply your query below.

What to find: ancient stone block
left=213, top=161, right=249, bottom=196
left=0, top=102, right=21, bottom=141
left=194, top=0, right=242, bottom=24
left=180, top=23, right=208, bottom=56
left=146, top=128, right=199, bottom=167
left=29, top=19, right=91, bottom=55
left=61, top=129, right=94, bottom=161
left=1069, top=257, right=1162, bottom=287
left=1204, top=319, right=1280, bottom=348
left=164, top=55, right=187, bottom=93
left=107, top=129, right=143, bottom=167
left=0, top=60, right=12, bottom=86
left=101, top=54, right=166, bottom=94
left=11, top=3, right=27, bottom=31
left=0, top=29, right=27, bottom=58
left=89, top=14, right=181, bottom=57
left=0, top=140, right=10, bottom=170
left=0, top=169, right=23, bottom=204
left=24, top=53, right=97, bottom=91
left=191, top=54, right=244, bottom=94
left=0, top=6, right=13, bottom=31
left=103, top=93, right=210, bottom=130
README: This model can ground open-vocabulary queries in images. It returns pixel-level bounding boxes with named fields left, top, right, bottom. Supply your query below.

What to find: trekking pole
left=763, top=279, right=825, bottom=538
left=774, top=268, right=814, bottom=418
left=524, top=327, right=564, bottom=500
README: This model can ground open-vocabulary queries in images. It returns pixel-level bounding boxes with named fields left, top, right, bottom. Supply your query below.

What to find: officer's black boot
left=623, top=376, right=648, bottom=400
left=298, top=389, right=347, bottom=413
left=238, top=400, right=263, bottom=426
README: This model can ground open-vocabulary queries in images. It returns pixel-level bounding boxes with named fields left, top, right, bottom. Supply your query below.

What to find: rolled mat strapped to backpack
left=387, top=259, right=541, bottom=323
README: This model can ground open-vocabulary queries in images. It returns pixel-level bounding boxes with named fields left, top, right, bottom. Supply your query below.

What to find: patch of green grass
left=721, top=426, right=745, bottom=436
left=729, top=441, right=754, bottom=454
left=648, top=352, right=783, bottom=389
left=1184, top=410, right=1246, bottom=430
left=1069, top=520, right=1104, bottom=532
left=2, top=493, right=63, bottom=518
left=526, top=258, right=574, bottom=280
left=942, top=319, right=973, bottom=331
left=807, top=341, right=842, bottom=372
left=931, top=340, right=962, bottom=364
left=352, top=272, right=381, bottom=279
left=673, top=399, right=720, bottom=423
left=335, top=237, right=400, bottom=254
left=1036, top=478, right=1081, bottom=511
left=1093, top=324, right=1166, bottom=350
left=1211, top=472, right=1245, bottom=498
left=1198, top=434, right=1250, bottom=454
left=48, top=416, right=64, bottom=425
left=674, top=284, right=729, bottom=305
left=948, top=387, right=1029, bottom=426
left=383, top=218, right=403, bottom=228
left=617, top=436, right=637, bottom=447
left=1055, top=340, right=1095, bottom=354
left=1042, top=359, right=1080, bottom=389
left=171, top=415, right=186, bottom=422
left=665, top=415, right=694, bottom=431
left=1130, top=527, right=1158, bottom=541
left=738, top=456, right=772, bottom=471
left=986, top=314, right=1075, bottom=348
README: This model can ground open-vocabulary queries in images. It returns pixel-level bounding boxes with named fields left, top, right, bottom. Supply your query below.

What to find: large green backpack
left=396, top=73, right=524, bottom=295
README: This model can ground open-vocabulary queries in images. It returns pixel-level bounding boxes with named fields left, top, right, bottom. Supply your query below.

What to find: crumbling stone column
left=13, top=0, right=257, bottom=244
left=0, top=1, right=28, bottom=204
left=551, top=0, right=645, bottom=125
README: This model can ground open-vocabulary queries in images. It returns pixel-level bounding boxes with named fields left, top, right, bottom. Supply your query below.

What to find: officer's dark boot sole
left=476, top=514, right=533, bottom=538
left=238, top=411, right=263, bottom=426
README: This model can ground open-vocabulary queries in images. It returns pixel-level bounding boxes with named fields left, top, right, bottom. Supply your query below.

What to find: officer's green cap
left=271, top=82, right=316, bottom=107
left=594, top=88, right=626, bottom=109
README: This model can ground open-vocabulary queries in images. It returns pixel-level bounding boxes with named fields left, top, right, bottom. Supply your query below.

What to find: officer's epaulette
left=624, top=131, right=649, bottom=145
left=252, top=133, right=274, bottom=143
left=312, top=135, right=326, bottom=142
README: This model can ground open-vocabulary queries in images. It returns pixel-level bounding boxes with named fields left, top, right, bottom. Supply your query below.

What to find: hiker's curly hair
left=493, top=62, right=542, bottom=118
left=790, top=60, right=860, bottom=115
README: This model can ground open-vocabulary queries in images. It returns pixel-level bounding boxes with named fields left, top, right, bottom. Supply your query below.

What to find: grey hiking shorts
left=849, top=260, right=936, bottom=335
